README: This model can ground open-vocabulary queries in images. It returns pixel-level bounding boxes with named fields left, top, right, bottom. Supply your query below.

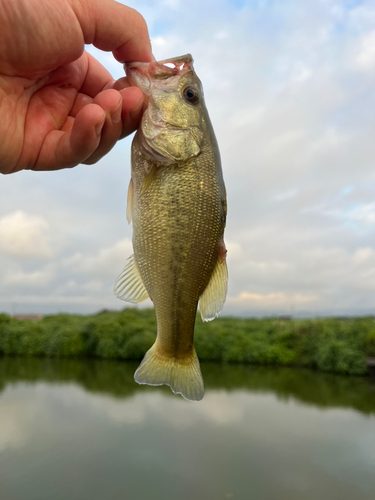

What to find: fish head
left=125, top=55, right=206, bottom=165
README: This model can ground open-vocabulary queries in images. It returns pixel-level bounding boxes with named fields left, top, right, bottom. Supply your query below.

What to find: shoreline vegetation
left=1, top=309, right=375, bottom=376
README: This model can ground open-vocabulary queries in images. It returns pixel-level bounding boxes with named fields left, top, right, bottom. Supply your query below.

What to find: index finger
left=70, top=0, right=154, bottom=63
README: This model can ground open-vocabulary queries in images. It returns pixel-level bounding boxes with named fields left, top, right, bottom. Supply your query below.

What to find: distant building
left=13, top=314, right=44, bottom=322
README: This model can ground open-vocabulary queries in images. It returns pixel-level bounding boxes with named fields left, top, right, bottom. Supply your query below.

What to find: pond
left=0, top=357, right=375, bottom=500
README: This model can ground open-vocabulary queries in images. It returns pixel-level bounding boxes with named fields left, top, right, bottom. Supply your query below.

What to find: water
left=0, top=358, right=375, bottom=500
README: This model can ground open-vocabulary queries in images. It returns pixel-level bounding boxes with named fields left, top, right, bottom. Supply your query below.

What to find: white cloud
left=161, top=0, right=181, bottom=10
left=354, top=247, right=374, bottom=264
left=214, top=30, right=230, bottom=41
left=274, top=189, right=298, bottom=202
left=4, top=294, right=117, bottom=306
left=81, top=280, right=104, bottom=293
left=149, top=35, right=185, bottom=60
left=2, top=264, right=56, bottom=288
left=356, top=30, right=375, bottom=69
left=64, top=238, right=133, bottom=277
left=0, top=211, right=53, bottom=259
left=228, top=291, right=319, bottom=308
left=349, top=203, right=375, bottom=224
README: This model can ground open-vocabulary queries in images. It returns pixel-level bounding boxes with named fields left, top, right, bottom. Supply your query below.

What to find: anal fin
left=114, top=254, right=149, bottom=303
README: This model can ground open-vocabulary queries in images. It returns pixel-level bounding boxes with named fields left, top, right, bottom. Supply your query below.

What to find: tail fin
left=134, top=342, right=204, bottom=401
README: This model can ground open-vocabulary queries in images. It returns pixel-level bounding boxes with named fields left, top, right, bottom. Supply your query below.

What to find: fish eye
left=183, top=86, right=199, bottom=105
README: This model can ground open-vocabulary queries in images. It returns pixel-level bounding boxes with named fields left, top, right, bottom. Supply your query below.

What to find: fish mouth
left=126, top=54, right=194, bottom=74
left=125, top=54, right=195, bottom=93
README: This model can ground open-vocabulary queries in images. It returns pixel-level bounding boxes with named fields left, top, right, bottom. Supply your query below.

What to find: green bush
left=0, top=309, right=371, bottom=376
left=0, top=313, right=12, bottom=325
left=315, top=339, right=367, bottom=375
left=120, top=331, right=155, bottom=359
left=365, top=329, right=375, bottom=357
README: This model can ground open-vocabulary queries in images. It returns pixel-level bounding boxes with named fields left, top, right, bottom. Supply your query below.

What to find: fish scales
left=133, top=143, right=222, bottom=356
left=114, top=54, right=227, bottom=401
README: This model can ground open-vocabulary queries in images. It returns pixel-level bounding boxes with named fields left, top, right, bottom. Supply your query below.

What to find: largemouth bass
left=114, top=54, right=227, bottom=401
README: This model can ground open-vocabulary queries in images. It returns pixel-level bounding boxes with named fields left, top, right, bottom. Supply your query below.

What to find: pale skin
left=0, top=0, right=153, bottom=174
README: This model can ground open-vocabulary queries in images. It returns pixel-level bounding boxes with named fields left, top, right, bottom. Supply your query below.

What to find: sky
left=1, top=0, right=375, bottom=317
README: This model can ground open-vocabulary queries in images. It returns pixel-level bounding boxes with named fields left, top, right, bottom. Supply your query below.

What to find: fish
left=114, top=54, right=227, bottom=401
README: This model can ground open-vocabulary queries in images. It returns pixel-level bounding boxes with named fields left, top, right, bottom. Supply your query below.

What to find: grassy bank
left=1, top=309, right=375, bottom=375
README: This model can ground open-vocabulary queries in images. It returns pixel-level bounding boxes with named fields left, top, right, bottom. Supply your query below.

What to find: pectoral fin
left=140, top=165, right=158, bottom=195
left=114, top=254, right=149, bottom=303
left=126, top=178, right=134, bottom=224
left=199, top=255, right=228, bottom=322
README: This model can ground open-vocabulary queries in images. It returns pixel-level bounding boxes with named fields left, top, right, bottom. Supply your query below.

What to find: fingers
left=82, top=88, right=123, bottom=164
left=79, top=52, right=115, bottom=98
left=117, top=86, right=144, bottom=139
left=71, top=0, right=153, bottom=63
left=71, top=85, right=144, bottom=130
left=70, top=93, right=93, bottom=117
left=83, top=86, right=144, bottom=164
left=33, top=104, right=105, bottom=171
left=32, top=86, right=144, bottom=171
left=108, top=77, right=131, bottom=92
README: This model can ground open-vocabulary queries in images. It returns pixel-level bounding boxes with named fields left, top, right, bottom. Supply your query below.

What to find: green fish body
left=114, top=55, right=227, bottom=401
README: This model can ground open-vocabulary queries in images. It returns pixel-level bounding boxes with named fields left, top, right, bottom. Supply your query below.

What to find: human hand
left=0, top=0, right=153, bottom=174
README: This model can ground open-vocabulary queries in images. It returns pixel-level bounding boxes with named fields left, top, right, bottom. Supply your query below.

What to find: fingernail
left=111, top=101, right=122, bottom=124
left=95, top=117, right=105, bottom=136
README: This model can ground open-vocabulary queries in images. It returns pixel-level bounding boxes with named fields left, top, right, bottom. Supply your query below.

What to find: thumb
left=69, top=0, right=153, bottom=63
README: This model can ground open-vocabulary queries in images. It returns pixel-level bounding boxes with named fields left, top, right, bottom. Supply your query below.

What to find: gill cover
left=125, top=55, right=204, bottom=165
